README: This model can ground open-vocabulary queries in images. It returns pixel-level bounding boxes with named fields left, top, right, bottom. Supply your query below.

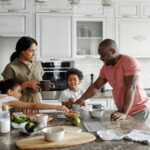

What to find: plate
left=97, top=130, right=124, bottom=141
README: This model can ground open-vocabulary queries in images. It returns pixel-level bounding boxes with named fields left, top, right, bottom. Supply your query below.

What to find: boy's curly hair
left=66, top=68, right=83, bottom=81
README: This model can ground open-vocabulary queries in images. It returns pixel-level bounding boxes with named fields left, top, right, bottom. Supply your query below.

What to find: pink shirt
left=100, top=55, right=149, bottom=115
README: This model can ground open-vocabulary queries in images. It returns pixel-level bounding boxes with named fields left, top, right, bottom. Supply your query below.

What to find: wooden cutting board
left=57, top=125, right=82, bottom=133
left=16, top=132, right=96, bottom=149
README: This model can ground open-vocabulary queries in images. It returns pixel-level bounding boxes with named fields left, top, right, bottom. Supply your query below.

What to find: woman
left=0, top=79, right=68, bottom=112
left=2, top=36, right=44, bottom=107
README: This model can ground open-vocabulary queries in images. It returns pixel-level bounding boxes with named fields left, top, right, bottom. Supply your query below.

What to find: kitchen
left=0, top=0, right=150, bottom=149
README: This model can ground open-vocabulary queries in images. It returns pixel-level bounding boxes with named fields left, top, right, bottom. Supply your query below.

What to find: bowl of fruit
left=11, top=116, right=29, bottom=129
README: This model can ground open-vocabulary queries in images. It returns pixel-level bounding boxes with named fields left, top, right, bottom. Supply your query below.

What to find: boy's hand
left=66, top=98, right=75, bottom=108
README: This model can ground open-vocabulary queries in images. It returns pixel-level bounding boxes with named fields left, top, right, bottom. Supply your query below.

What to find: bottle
left=0, top=105, right=11, bottom=133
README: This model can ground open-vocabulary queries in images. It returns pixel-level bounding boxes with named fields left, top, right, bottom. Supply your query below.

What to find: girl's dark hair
left=0, top=79, right=19, bottom=94
left=66, top=68, right=83, bottom=81
left=10, top=36, right=37, bottom=62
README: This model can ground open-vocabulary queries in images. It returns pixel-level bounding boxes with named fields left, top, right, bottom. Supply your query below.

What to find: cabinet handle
left=8, top=9, right=17, bottom=12
left=122, top=15, right=130, bottom=18
left=35, top=0, right=46, bottom=3
left=85, top=14, right=93, bottom=17
left=49, top=10, right=59, bottom=13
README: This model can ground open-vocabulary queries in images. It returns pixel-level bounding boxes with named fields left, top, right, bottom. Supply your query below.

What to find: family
left=0, top=36, right=150, bottom=126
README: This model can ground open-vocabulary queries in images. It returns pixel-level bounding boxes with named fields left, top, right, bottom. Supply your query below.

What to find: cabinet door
left=75, top=3, right=105, bottom=17
left=116, top=18, right=150, bottom=58
left=73, top=17, right=106, bottom=58
left=140, top=3, right=150, bottom=18
left=36, top=13, right=72, bottom=59
left=0, top=13, right=28, bottom=37
left=115, top=2, right=139, bottom=18
left=0, top=0, right=28, bottom=12
left=110, top=98, right=117, bottom=110
left=35, top=0, right=72, bottom=12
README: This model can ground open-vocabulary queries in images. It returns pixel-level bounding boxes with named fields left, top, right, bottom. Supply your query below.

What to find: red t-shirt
left=99, top=54, right=149, bottom=115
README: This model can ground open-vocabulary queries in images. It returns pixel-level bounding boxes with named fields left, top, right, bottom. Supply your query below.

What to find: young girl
left=0, top=79, right=68, bottom=112
left=59, top=68, right=85, bottom=108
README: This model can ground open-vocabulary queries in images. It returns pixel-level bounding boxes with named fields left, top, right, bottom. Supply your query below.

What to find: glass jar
left=0, top=105, right=11, bottom=133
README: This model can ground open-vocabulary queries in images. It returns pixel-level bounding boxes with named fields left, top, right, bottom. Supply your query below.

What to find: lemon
left=71, top=117, right=81, bottom=126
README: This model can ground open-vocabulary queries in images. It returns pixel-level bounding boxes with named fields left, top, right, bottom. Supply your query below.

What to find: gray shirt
left=2, top=59, right=44, bottom=103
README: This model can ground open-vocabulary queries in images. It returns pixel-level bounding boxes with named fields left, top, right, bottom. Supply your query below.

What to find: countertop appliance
left=41, top=60, right=75, bottom=100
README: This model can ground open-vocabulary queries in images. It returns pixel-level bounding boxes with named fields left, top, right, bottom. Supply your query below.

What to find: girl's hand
left=56, top=106, right=69, bottom=112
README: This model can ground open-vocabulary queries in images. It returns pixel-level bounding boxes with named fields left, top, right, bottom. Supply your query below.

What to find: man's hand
left=75, top=99, right=84, bottom=106
left=111, top=111, right=127, bottom=121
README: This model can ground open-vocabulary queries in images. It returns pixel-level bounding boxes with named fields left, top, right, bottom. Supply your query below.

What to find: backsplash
left=75, top=58, right=150, bottom=91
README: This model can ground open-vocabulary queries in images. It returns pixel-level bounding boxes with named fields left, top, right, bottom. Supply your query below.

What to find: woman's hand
left=21, top=80, right=40, bottom=90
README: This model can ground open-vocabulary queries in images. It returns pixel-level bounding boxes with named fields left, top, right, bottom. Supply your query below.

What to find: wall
left=0, top=37, right=19, bottom=79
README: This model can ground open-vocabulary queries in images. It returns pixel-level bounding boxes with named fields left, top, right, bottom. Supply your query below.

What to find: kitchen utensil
left=40, top=80, right=51, bottom=91
left=36, top=114, right=48, bottom=127
left=90, top=109, right=104, bottom=119
left=16, top=132, right=96, bottom=149
left=72, top=104, right=80, bottom=112
left=42, top=127, right=65, bottom=142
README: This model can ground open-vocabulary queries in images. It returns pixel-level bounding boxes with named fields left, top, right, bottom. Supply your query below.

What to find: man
left=76, top=39, right=150, bottom=124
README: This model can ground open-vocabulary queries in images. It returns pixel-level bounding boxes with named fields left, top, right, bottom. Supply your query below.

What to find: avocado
left=25, top=122, right=36, bottom=133
left=70, top=117, right=81, bottom=126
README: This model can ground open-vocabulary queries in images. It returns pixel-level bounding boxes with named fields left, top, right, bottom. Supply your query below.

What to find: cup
left=72, top=104, right=80, bottom=112
left=36, top=114, right=48, bottom=127
left=40, top=80, right=51, bottom=91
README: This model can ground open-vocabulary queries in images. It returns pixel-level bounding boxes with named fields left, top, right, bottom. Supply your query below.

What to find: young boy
left=59, top=68, right=85, bottom=108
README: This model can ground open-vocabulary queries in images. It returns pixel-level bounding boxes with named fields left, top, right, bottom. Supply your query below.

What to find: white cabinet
left=140, top=3, right=150, bottom=18
left=0, top=0, right=28, bottom=12
left=116, top=18, right=150, bottom=58
left=35, top=0, right=72, bottom=13
left=36, top=13, right=72, bottom=59
left=73, top=17, right=106, bottom=58
left=0, top=13, right=28, bottom=37
left=115, top=1, right=150, bottom=58
left=115, top=1, right=139, bottom=18
left=75, top=2, right=105, bottom=17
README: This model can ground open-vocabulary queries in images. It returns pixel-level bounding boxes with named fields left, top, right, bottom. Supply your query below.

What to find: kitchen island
left=1, top=111, right=150, bottom=150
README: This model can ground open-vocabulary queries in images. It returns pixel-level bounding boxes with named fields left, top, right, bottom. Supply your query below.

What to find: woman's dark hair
left=10, top=36, right=37, bottom=62
left=0, top=79, right=19, bottom=94
left=66, top=68, right=83, bottom=81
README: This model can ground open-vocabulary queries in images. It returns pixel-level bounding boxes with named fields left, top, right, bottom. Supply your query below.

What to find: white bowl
left=11, top=122, right=27, bottom=129
left=42, top=127, right=65, bottom=142
left=90, top=109, right=104, bottom=119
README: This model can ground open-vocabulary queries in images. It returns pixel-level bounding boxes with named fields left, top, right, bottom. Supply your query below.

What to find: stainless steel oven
left=41, top=60, right=75, bottom=100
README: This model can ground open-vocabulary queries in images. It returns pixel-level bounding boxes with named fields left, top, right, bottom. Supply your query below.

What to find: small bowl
left=42, top=127, right=65, bottom=142
left=90, top=109, right=104, bottom=119
left=64, top=111, right=80, bottom=120
left=11, top=122, right=27, bottom=129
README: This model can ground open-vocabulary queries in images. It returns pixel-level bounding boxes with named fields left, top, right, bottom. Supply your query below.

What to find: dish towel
left=124, top=129, right=150, bottom=145
left=97, top=129, right=150, bottom=145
